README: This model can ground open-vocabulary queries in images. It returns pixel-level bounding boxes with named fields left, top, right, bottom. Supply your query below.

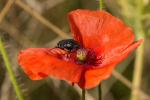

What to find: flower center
left=76, top=48, right=101, bottom=66
left=76, top=48, right=88, bottom=62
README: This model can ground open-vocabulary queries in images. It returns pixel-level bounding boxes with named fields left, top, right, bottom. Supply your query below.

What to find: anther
left=76, top=49, right=88, bottom=62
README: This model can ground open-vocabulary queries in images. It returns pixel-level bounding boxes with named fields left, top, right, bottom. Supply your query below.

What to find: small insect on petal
left=56, top=39, right=80, bottom=52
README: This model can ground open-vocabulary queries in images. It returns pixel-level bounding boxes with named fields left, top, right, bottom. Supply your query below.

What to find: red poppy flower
left=18, top=9, right=142, bottom=89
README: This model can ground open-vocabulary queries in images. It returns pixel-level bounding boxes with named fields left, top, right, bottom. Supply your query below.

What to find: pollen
left=76, top=49, right=88, bottom=62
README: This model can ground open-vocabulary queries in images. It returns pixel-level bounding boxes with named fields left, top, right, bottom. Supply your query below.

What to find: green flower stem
left=82, top=89, right=85, bottom=100
left=99, top=0, right=103, bottom=10
left=98, top=84, right=102, bottom=100
left=98, top=0, right=103, bottom=99
left=0, top=37, right=24, bottom=100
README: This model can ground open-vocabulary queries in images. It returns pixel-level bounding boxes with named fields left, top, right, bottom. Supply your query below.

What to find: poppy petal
left=100, top=39, right=142, bottom=67
left=69, top=9, right=134, bottom=55
left=78, top=40, right=142, bottom=89
left=78, top=64, right=115, bottom=89
left=18, top=48, right=83, bottom=83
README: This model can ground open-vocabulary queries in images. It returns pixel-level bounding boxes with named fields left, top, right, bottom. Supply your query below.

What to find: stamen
left=76, top=49, right=88, bottom=62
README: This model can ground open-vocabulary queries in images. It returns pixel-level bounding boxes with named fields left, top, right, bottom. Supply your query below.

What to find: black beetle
left=56, top=39, right=80, bottom=52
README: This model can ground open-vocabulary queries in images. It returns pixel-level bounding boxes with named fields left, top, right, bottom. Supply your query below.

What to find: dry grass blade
left=15, top=0, right=69, bottom=39
left=0, top=0, right=15, bottom=23
left=112, top=70, right=131, bottom=88
left=113, top=70, right=150, bottom=99
left=0, top=20, right=35, bottom=47
left=130, top=0, right=145, bottom=99
left=0, top=73, right=12, bottom=100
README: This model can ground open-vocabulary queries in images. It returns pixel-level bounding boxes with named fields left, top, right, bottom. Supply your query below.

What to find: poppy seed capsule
left=76, top=49, right=88, bottom=62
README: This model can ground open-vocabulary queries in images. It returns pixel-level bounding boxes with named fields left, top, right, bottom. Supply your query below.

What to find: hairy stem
left=0, top=37, right=24, bottom=100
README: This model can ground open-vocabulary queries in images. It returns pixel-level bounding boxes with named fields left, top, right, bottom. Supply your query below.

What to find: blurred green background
left=0, top=0, right=150, bottom=100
